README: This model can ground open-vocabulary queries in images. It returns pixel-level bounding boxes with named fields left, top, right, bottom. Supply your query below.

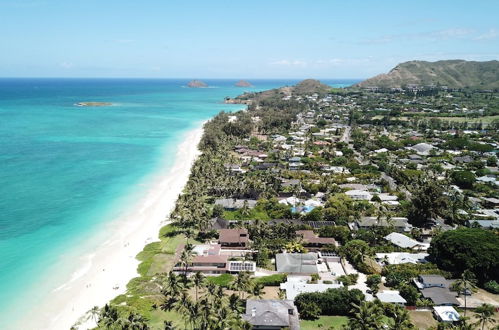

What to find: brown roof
left=192, top=255, right=228, bottom=264
left=219, top=229, right=249, bottom=244
left=296, top=230, right=336, bottom=245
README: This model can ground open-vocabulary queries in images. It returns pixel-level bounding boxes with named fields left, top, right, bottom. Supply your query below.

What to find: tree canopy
left=428, top=228, right=499, bottom=283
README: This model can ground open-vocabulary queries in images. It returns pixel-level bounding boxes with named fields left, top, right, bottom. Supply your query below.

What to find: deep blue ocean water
left=0, top=78, right=357, bottom=326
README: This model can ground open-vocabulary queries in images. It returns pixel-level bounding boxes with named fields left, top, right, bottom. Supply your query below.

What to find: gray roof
left=376, top=291, right=407, bottom=304
left=276, top=253, right=318, bottom=274
left=242, top=300, right=299, bottom=330
left=421, top=287, right=460, bottom=306
left=419, top=275, right=448, bottom=287
left=214, top=199, right=257, bottom=209
left=411, top=143, right=435, bottom=154
left=358, top=217, right=410, bottom=228
left=467, top=219, right=499, bottom=229
left=384, top=232, right=421, bottom=248
left=282, top=179, right=301, bottom=187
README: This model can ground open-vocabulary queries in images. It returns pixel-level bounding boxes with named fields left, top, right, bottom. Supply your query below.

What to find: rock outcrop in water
left=187, top=80, right=208, bottom=88
left=234, top=80, right=253, bottom=87
left=76, top=102, right=112, bottom=107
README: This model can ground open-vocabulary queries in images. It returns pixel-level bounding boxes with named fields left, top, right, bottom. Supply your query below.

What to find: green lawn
left=300, top=315, right=348, bottom=330
left=206, top=273, right=234, bottom=287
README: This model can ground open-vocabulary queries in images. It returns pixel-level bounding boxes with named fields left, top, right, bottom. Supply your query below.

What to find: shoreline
left=19, top=124, right=205, bottom=330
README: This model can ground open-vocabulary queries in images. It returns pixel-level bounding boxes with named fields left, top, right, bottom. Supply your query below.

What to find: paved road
left=340, top=126, right=351, bottom=143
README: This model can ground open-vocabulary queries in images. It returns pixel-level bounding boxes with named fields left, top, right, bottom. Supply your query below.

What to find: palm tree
left=89, top=306, right=100, bottom=323
left=386, top=304, right=414, bottom=329
left=164, top=271, right=183, bottom=296
left=160, top=272, right=183, bottom=311
left=241, top=199, right=251, bottom=217
left=99, top=304, right=119, bottom=328
left=175, top=291, right=194, bottom=330
left=179, top=244, right=194, bottom=276
left=233, top=271, right=251, bottom=299
left=192, top=271, right=205, bottom=302
left=250, top=282, right=265, bottom=299
left=127, top=312, right=149, bottom=330
left=474, top=303, right=496, bottom=330
left=163, top=320, right=175, bottom=330
left=453, top=270, right=477, bottom=317
left=229, top=293, right=244, bottom=314
left=348, top=301, right=384, bottom=330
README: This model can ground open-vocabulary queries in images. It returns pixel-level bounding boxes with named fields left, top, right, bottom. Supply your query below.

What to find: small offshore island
left=76, top=102, right=113, bottom=107
left=234, top=80, right=253, bottom=87
left=187, top=80, right=208, bottom=88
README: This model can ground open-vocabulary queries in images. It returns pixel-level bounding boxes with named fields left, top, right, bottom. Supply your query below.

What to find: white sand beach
left=21, top=125, right=204, bottom=330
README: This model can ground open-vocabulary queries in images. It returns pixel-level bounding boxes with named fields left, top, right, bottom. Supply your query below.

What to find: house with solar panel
left=173, top=243, right=255, bottom=275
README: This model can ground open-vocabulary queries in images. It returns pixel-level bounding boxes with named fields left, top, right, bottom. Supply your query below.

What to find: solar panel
left=229, top=261, right=255, bottom=272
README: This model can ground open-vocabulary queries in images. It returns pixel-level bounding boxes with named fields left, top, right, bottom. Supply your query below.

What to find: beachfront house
left=173, top=243, right=255, bottom=275
left=214, top=198, right=257, bottom=211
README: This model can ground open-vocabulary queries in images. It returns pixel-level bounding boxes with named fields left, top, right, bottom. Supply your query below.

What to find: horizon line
left=0, top=76, right=365, bottom=80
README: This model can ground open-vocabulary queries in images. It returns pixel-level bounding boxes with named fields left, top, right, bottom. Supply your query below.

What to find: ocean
left=0, top=78, right=357, bottom=327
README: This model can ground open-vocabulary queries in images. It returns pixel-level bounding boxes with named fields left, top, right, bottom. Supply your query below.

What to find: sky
left=0, top=0, right=498, bottom=79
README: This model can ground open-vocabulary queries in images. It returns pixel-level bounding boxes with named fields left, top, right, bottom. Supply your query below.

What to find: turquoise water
left=0, top=78, right=357, bottom=327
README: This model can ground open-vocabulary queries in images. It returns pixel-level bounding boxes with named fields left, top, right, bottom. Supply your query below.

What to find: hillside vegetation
left=355, top=60, right=499, bottom=90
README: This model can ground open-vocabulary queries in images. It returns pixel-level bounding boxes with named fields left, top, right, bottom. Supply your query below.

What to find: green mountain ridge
left=354, top=60, right=499, bottom=90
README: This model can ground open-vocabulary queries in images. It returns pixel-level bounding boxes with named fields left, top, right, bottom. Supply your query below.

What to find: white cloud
left=314, top=58, right=372, bottom=66
left=269, top=59, right=308, bottom=67
left=361, top=28, right=475, bottom=44
left=429, top=28, right=474, bottom=40
left=474, top=28, right=499, bottom=40
left=60, top=61, right=73, bottom=69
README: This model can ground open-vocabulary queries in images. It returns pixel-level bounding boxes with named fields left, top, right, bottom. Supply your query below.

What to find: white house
left=376, top=290, right=407, bottom=306
left=433, top=306, right=460, bottom=323
left=345, top=190, right=373, bottom=200
left=280, top=276, right=343, bottom=300
left=384, top=232, right=429, bottom=250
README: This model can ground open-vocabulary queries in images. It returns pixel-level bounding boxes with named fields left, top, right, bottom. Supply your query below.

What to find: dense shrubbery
left=450, top=170, right=476, bottom=189
left=319, top=225, right=351, bottom=244
left=253, top=274, right=287, bottom=286
left=382, top=263, right=450, bottom=287
left=337, top=273, right=359, bottom=286
left=295, top=287, right=364, bottom=319
left=428, top=228, right=499, bottom=283
left=484, top=280, right=499, bottom=294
